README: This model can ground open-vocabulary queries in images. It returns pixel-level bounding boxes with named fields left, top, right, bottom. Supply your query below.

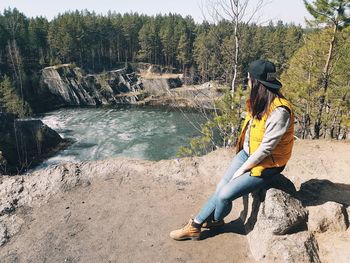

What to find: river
left=35, top=105, right=206, bottom=169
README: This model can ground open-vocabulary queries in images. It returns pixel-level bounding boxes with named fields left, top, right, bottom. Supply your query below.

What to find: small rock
left=0, top=202, right=15, bottom=216
left=1, top=215, right=24, bottom=238
left=308, top=201, right=347, bottom=233
left=0, top=223, right=9, bottom=246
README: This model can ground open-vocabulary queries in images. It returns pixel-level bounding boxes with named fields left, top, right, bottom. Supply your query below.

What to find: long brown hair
left=249, top=77, right=284, bottom=120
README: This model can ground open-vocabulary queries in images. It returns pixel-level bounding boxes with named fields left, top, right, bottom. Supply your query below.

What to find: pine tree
left=304, top=0, right=350, bottom=138
left=0, top=76, right=31, bottom=117
left=281, top=28, right=350, bottom=139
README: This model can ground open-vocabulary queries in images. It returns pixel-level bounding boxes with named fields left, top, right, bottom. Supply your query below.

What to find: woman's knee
left=216, top=188, right=234, bottom=204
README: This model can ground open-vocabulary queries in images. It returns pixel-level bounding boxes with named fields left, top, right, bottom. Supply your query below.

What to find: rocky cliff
left=35, top=64, right=143, bottom=112
left=35, top=64, right=222, bottom=112
left=0, top=113, right=69, bottom=175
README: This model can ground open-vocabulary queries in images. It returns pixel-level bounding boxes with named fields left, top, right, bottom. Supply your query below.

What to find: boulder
left=242, top=186, right=307, bottom=235
left=240, top=175, right=319, bottom=262
left=307, top=201, right=348, bottom=233
left=258, top=189, right=308, bottom=235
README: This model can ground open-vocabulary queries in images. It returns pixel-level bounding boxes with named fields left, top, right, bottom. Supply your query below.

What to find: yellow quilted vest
left=236, top=97, right=294, bottom=176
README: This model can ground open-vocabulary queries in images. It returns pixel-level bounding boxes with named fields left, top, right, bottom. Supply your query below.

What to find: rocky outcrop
left=240, top=172, right=350, bottom=263
left=0, top=113, right=68, bottom=174
left=240, top=176, right=319, bottom=262
left=35, top=64, right=144, bottom=112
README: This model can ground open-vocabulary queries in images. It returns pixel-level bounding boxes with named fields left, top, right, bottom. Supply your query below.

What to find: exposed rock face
left=36, top=64, right=223, bottom=112
left=140, top=81, right=223, bottom=109
left=36, top=64, right=143, bottom=112
left=0, top=113, right=67, bottom=174
left=307, top=201, right=348, bottom=233
left=240, top=175, right=319, bottom=262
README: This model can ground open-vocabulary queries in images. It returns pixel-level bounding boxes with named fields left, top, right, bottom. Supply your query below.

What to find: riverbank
left=1, top=140, right=349, bottom=262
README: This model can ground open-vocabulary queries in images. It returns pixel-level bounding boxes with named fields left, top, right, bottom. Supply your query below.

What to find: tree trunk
left=231, top=0, right=239, bottom=96
left=314, top=24, right=337, bottom=138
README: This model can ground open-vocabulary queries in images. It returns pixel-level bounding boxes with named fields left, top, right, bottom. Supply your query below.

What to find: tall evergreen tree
left=304, top=0, right=350, bottom=138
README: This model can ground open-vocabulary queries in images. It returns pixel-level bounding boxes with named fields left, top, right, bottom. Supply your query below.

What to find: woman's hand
left=229, top=167, right=246, bottom=182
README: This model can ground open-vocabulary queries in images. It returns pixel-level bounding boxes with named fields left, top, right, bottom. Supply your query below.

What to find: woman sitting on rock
left=170, top=59, right=294, bottom=241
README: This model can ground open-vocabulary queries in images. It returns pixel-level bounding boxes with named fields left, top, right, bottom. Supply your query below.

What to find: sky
left=0, top=0, right=312, bottom=26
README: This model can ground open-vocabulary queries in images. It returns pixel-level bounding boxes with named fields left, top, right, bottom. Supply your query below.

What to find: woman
left=170, top=59, right=294, bottom=241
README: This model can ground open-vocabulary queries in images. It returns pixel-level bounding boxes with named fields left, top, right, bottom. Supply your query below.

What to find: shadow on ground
left=297, top=179, right=350, bottom=206
left=200, top=218, right=246, bottom=240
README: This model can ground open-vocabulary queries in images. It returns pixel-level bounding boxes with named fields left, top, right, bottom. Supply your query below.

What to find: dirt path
left=1, top=161, right=254, bottom=262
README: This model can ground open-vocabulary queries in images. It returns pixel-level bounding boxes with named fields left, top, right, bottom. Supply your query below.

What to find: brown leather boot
left=169, top=219, right=201, bottom=241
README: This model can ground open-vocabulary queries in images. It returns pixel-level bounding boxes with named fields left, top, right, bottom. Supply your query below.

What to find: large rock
left=307, top=201, right=348, bottom=233
left=0, top=113, right=67, bottom=174
left=242, top=175, right=305, bottom=235
left=240, top=175, right=319, bottom=262
left=257, top=189, right=307, bottom=235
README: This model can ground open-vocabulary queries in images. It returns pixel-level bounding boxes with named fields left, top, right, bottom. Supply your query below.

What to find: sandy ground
left=139, top=72, right=183, bottom=79
left=1, top=178, right=254, bottom=263
left=0, top=140, right=349, bottom=263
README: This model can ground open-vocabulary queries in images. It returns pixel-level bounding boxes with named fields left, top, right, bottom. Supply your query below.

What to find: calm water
left=35, top=105, right=206, bottom=169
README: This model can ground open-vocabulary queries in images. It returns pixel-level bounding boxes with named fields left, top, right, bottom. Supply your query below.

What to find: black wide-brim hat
left=248, top=59, right=282, bottom=90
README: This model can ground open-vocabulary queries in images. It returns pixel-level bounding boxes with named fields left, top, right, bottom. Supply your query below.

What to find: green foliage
left=281, top=28, right=350, bottom=139
left=304, top=0, right=350, bottom=29
left=192, top=21, right=304, bottom=85
left=0, top=76, right=32, bottom=117
left=0, top=151, right=6, bottom=165
left=177, top=85, right=247, bottom=157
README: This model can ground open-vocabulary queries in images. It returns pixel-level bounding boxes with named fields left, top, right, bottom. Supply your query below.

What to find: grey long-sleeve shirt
left=243, top=107, right=291, bottom=168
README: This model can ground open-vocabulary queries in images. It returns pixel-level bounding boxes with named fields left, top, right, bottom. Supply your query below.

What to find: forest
left=0, top=1, right=349, bottom=146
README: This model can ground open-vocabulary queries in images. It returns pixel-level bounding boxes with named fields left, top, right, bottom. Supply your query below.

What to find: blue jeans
left=194, top=150, right=282, bottom=223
